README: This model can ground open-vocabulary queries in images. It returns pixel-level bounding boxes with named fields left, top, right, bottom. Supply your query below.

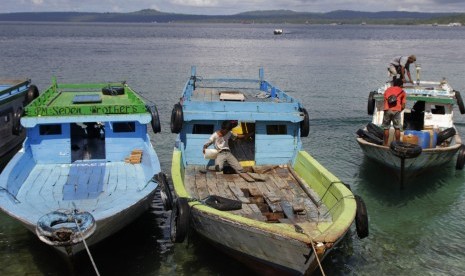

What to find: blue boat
left=0, top=78, right=162, bottom=255
left=0, top=79, right=39, bottom=171
left=169, top=67, right=368, bottom=275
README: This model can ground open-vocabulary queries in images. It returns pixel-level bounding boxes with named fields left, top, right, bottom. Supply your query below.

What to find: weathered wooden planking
left=206, top=172, right=220, bottom=196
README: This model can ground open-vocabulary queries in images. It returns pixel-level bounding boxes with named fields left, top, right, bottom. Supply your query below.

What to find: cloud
left=171, top=0, right=219, bottom=7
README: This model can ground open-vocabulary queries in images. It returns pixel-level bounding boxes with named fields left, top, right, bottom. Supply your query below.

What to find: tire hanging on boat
left=157, top=172, right=173, bottom=210
left=299, top=107, right=310, bottom=137
left=389, top=141, right=422, bottom=159
left=436, top=127, right=456, bottom=146
left=25, top=84, right=39, bottom=104
left=366, top=122, right=384, bottom=139
left=12, top=107, right=23, bottom=135
left=354, top=195, right=369, bottom=239
left=456, top=145, right=465, bottom=170
left=356, top=129, right=383, bottom=145
left=146, top=104, right=161, bottom=133
left=455, top=90, right=465, bottom=114
left=170, top=103, right=183, bottom=133
left=367, top=91, right=376, bottom=115
left=170, top=197, right=190, bottom=243
left=36, top=210, right=96, bottom=246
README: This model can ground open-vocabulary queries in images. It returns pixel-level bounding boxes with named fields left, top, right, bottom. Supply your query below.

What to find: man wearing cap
left=387, top=55, right=416, bottom=84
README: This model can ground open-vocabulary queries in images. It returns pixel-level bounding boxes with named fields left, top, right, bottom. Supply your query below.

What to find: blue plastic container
left=404, top=130, right=430, bottom=149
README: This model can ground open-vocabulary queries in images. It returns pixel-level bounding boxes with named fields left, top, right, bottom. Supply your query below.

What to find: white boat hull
left=356, top=135, right=461, bottom=175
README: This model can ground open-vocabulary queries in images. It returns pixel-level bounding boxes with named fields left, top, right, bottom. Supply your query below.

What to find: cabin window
left=431, top=105, right=445, bottom=114
left=113, top=122, right=136, bottom=133
left=39, top=124, right=62, bottom=135
left=193, top=124, right=214, bottom=134
left=266, top=125, right=287, bottom=135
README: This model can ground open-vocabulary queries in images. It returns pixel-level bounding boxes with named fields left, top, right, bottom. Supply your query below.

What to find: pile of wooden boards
left=125, top=149, right=143, bottom=164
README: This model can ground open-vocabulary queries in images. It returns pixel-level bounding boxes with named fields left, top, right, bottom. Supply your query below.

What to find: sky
left=1, top=0, right=465, bottom=15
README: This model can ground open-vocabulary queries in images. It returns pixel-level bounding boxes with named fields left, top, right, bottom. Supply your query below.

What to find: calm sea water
left=1, top=22, right=465, bottom=275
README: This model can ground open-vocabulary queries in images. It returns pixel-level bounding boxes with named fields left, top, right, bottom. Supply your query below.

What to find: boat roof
left=180, top=67, right=304, bottom=123
left=0, top=79, right=30, bottom=103
left=22, top=78, right=151, bottom=127
left=375, top=79, right=457, bottom=104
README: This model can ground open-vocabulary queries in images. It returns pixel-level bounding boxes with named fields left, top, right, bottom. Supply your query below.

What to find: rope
left=72, top=203, right=100, bottom=276
left=310, top=241, right=326, bottom=276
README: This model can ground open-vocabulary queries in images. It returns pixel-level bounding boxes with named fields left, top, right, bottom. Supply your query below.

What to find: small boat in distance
left=357, top=76, right=465, bottom=184
left=0, top=78, right=163, bottom=255
left=168, top=66, right=368, bottom=275
left=0, top=79, right=39, bottom=171
left=273, top=28, right=283, bottom=35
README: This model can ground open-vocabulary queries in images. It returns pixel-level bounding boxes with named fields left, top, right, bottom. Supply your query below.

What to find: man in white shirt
left=203, top=120, right=253, bottom=173
left=388, top=55, right=416, bottom=84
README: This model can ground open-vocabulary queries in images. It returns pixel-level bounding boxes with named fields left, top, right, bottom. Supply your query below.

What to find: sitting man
left=203, top=120, right=253, bottom=174
left=382, top=78, right=406, bottom=146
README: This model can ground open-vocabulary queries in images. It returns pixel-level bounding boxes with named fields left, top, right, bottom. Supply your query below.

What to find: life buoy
left=436, top=127, right=456, bottom=145
left=146, top=105, right=161, bottom=133
left=170, top=103, right=183, bottom=134
left=157, top=172, right=173, bottom=210
left=36, top=210, right=96, bottom=246
left=455, top=91, right=465, bottom=114
left=356, top=129, right=383, bottom=145
left=456, top=145, right=465, bottom=170
left=389, top=141, right=422, bottom=159
left=25, top=84, right=39, bottom=105
left=366, top=122, right=384, bottom=139
left=102, top=86, right=124, bottom=95
left=367, top=91, right=376, bottom=115
left=299, top=107, right=310, bottom=137
left=354, top=195, right=369, bottom=239
left=12, top=107, right=23, bottom=135
left=170, top=197, right=190, bottom=243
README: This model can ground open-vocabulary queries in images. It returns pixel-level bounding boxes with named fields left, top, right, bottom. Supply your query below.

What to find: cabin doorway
left=71, top=122, right=105, bottom=162
left=230, top=122, right=255, bottom=166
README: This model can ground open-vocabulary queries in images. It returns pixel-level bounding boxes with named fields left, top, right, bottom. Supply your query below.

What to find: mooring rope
left=310, top=240, right=326, bottom=276
left=72, top=203, right=100, bottom=276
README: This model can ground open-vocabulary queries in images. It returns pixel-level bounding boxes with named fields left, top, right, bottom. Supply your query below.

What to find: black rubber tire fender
left=102, top=86, right=124, bottom=95
left=390, top=141, right=422, bottom=159
left=367, top=91, right=376, bottom=115
left=170, top=197, right=190, bottom=243
left=354, top=195, right=369, bottom=239
left=366, top=122, right=384, bottom=139
left=12, top=107, right=23, bottom=135
left=455, top=91, right=465, bottom=114
left=436, top=127, right=456, bottom=146
left=25, top=84, right=39, bottom=105
left=146, top=105, right=161, bottom=133
left=456, top=145, right=465, bottom=170
left=170, top=103, right=183, bottom=133
left=356, top=129, right=383, bottom=145
left=299, top=107, right=310, bottom=137
left=157, top=172, right=173, bottom=210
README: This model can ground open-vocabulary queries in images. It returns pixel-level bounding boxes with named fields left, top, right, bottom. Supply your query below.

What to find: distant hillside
left=0, top=9, right=463, bottom=24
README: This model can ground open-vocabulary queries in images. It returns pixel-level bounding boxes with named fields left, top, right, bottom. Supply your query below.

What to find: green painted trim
left=25, top=82, right=147, bottom=117
left=374, top=94, right=455, bottom=104
left=293, top=151, right=356, bottom=241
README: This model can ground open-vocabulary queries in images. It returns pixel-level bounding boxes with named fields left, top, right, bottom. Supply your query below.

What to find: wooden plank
left=195, top=173, right=209, bottom=200
left=247, top=172, right=266, bottom=182
left=228, top=184, right=250, bottom=203
left=263, top=192, right=283, bottom=213
left=206, top=172, right=220, bottom=196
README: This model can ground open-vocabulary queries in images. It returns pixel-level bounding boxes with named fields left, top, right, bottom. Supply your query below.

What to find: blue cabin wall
left=28, top=123, right=71, bottom=164
left=103, top=122, right=147, bottom=161
left=255, top=121, right=300, bottom=165
left=181, top=120, right=300, bottom=166
left=27, top=121, right=148, bottom=164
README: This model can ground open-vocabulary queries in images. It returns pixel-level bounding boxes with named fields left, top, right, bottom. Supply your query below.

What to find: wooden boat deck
left=184, top=165, right=332, bottom=223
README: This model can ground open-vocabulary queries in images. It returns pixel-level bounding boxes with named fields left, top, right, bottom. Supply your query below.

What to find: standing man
left=387, top=55, right=416, bottom=84
left=382, top=78, right=407, bottom=146
left=203, top=120, right=253, bottom=174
